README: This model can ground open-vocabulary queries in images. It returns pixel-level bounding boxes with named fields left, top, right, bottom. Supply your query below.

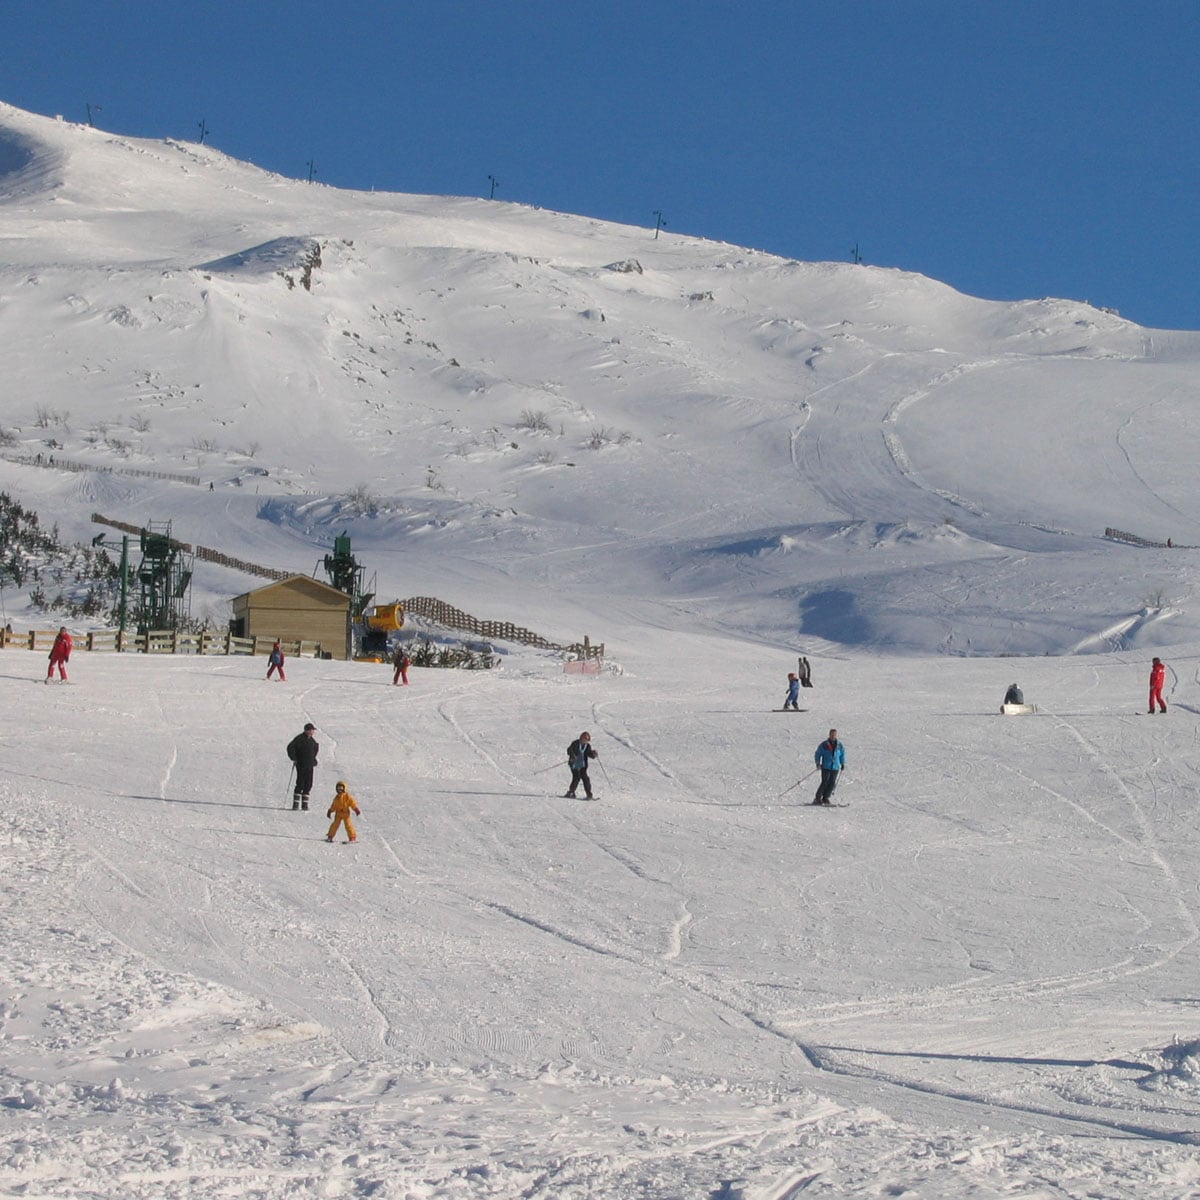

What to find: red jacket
left=49, top=631, right=73, bottom=662
left=1151, top=661, right=1166, bottom=689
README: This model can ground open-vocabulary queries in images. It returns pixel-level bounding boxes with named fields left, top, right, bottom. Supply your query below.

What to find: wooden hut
left=230, top=575, right=352, bottom=660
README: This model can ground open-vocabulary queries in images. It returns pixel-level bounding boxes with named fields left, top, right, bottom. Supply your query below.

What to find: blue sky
left=8, top=2, right=1200, bottom=329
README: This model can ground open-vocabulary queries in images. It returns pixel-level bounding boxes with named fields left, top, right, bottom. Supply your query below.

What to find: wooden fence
left=1104, top=527, right=1194, bottom=549
left=2, top=628, right=322, bottom=657
left=8, top=453, right=202, bottom=487
left=402, top=596, right=603, bottom=660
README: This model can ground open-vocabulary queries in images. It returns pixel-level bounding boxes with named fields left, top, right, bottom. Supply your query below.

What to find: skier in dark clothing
left=565, top=731, right=598, bottom=799
left=812, top=729, right=845, bottom=805
left=287, top=723, right=319, bottom=810
left=1003, top=683, right=1024, bottom=706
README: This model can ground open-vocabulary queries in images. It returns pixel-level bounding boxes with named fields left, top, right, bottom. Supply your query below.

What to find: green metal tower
left=135, top=521, right=194, bottom=632
left=321, top=531, right=374, bottom=617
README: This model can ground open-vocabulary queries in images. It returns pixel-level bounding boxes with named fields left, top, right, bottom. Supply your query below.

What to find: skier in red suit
left=1149, top=656, right=1167, bottom=714
left=46, top=626, right=72, bottom=683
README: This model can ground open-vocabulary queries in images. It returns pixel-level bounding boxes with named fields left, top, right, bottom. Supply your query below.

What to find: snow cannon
left=364, top=602, right=405, bottom=633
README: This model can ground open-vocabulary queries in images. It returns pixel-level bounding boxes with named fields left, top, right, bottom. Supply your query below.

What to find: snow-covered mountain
left=5, top=102, right=1200, bottom=1198
left=4, top=99, right=1200, bottom=654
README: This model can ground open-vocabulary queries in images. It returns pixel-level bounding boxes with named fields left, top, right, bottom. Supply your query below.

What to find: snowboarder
left=783, top=672, right=801, bottom=710
left=565, top=731, right=598, bottom=799
left=325, top=781, right=361, bottom=843
left=266, top=640, right=286, bottom=682
left=1003, top=683, right=1024, bottom=706
left=392, top=645, right=410, bottom=686
left=1149, top=657, right=1167, bottom=714
left=46, top=626, right=72, bottom=683
left=286, top=723, right=319, bottom=810
left=812, top=728, right=845, bottom=805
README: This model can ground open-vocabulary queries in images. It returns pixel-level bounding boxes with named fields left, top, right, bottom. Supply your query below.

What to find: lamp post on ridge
left=653, top=210, right=667, bottom=239
left=488, top=174, right=499, bottom=199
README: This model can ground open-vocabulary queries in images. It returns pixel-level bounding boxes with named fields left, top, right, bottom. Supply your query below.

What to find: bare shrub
left=516, top=409, right=552, bottom=433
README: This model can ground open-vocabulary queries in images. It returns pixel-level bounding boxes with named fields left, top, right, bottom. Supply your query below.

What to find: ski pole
left=533, top=760, right=568, bottom=775
left=286, top=763, right=295, bottom=803
left=597, top=758, right=613, bottom=790
left=778, top=767, right=817, bottom=798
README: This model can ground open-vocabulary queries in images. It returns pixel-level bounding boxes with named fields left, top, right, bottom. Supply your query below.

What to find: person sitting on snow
left=1003, top=683, right=1024, bottom=706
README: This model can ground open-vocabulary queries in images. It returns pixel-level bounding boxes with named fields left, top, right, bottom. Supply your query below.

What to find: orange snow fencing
left=563, top=660, right=601, bottom=676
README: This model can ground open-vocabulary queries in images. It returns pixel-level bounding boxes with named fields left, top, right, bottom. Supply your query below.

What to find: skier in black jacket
left=565, top=731, right=598, bottom=799
left=287, top=723, right=319, bottom=810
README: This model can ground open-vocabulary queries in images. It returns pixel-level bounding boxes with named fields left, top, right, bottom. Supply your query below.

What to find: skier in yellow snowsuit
left=326, top=781, right=361, bottom=843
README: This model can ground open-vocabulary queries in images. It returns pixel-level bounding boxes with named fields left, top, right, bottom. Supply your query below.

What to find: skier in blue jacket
left=783, top=672, right=801, bottom=710
left=812, top=729, right=845, bottom=805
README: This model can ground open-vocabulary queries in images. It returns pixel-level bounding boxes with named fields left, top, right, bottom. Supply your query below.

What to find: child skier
left=393, top=645, right=410, bottom=686
left=326, top=781, right=361, bottom=843
left=266, top=640, right=286, bottom=681
left=46, top=626, right=72, bottom=683
left=783, top=672, right=800, bottom=710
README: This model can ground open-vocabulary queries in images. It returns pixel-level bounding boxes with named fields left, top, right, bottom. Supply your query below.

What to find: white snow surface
left=3, top=101, right=1200, bottom=1196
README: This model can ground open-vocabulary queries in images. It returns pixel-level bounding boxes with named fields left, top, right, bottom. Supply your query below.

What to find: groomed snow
left=3, top=100, right=1200, bottom=1196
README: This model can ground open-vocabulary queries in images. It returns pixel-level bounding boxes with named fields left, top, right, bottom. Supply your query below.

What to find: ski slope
left=4, top=99, right=1200, bottom=1196
left=6, top=641, right=1200, bottom=1197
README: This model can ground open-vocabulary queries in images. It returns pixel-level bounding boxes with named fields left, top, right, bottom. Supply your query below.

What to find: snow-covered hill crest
left=1, top=99, right=1200, bottom=654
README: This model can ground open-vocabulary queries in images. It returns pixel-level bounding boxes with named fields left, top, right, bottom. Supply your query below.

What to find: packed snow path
left=4, top=643, right=1200, bottom=1198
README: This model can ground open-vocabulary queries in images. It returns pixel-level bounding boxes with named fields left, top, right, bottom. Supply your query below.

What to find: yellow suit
left=326, top=783, right=360, bottom=842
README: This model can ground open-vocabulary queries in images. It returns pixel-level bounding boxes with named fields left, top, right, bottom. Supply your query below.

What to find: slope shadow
left=798, top=588, right=873, bottom=645
left=134, top=794, right=287, bottom=812
left=822, top=1042, right=1152, bottom=1072
left=432, top=789, right=547, bottom=799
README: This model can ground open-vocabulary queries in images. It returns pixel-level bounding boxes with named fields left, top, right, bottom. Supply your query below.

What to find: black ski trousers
left=813, top=768, right=840, bottom=804
left=567, top=767, right=593, bottom=798
left=294, top=763, right=315, bottom=800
